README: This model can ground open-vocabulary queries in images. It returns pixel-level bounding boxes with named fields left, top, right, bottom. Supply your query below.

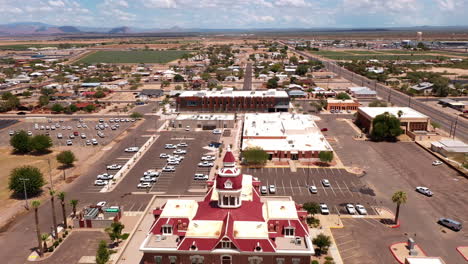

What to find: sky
left=0, top=0, right=467, bottom=29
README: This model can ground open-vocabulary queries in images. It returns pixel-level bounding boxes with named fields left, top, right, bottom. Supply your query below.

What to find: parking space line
left=343, top=181, right=353, bottom=197
left=290, top=180, right=296, bottom=194
left=330, top=186, right=337, bottom=196
left=336, top=182, right=345, bottom=196
left=361, top=218, right=377, bottom=227
left=334, top=205, right=340, bottom=215
left=351, top=182, right=362, bottom=197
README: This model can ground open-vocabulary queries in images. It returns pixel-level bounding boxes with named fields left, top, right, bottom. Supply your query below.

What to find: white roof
left=186, top=220, right=223, bottom=238
left=264, top=200, right=299, bottom=220
left=359, top=107, right=428, bottom=119
left=327, top=99, right=357, bottom=104
left=175, top=114, right=235, bottom=121
left=233, top=221, right=268, bottom=238
left=242, top=113, right=333, bottom=152
left=179, top=88, right=288, bottom=98
left=405, top=257, right=445, bottom=264
left=159, top=200, right=198, bottom=219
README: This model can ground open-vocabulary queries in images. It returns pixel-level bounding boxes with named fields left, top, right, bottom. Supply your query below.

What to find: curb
left=391, top=220, right=401, bottom=228
left=456, top=246, right=468, bottom=261
left=389, top=242, right=404, bottom=264
left=414, top=141, right=467, bottom=178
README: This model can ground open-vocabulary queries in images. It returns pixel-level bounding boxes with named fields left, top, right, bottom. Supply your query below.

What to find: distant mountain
left=108, top=26, right=132, bottom=34
left=0, top=22, right=82, bottom=35
left=58, top=26, right=81, bottom=33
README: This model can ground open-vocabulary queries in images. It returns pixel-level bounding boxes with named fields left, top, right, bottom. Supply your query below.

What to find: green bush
left=8, top=166, right=45, bottom=197
left=10, top=130, right=31, bottom=153
left=311, top=261, right=319, bottom=264
left=30, top=135, right=53, bottom=153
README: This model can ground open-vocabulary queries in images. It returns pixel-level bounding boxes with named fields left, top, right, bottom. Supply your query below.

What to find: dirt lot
left=416, top=67, right=468, bottom=76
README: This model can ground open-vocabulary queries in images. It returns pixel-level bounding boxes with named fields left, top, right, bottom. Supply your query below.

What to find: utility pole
left=20, top=178, right=30, bottom=210
left=453, top=116, right=459, bottom=139
left=47, top=158, right=53, bottom=191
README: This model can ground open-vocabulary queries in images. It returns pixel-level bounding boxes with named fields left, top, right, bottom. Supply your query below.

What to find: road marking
left=128, top=203, right=136, bottom=211
left=337, top=240, right=355, bottom=247
left=336, top=182, right=345, bottom=196
left=340, top=246, right=360, bottom=253
left=330, top=186, right=337, bottom=196
left=343, top=181, right=353, bottom=197
left=290, top=180, right=295, bottom=194
left=334, top=205, right=340, bottom=214
left=361, top=218, right=377, bottom=227
left=137, top=204, right=145, bottom=211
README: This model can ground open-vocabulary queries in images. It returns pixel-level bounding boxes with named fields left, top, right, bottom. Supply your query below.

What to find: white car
left=159, top=153, right=169, bottom=158
left=322, top=179, right=331, bottom=187
left=194, top=174, right=209, bottom=180
left=173, top=149, right=187, bottom=155
left=66, top=140, right=73, bottom=146
left=269, top=185, right=276, bottom=194
left=201, top=156, right=216, bottom=161
left=162, top=166, right=176, bottom=172
left=125, top=147, right=139, bottom=152
left=96, top=201, right=107, bottom=207
left=27, top=131, right=33, bottom=136
left=67, top=126, right=72, bottom=130
left=177, top=143, right=188, bottom=147
left=57, top=133, right=63, bottom=139
left=415, top=186, right=433, bottom=197
left=213, top=129, right=222, bottom=134
left=165, top=144, right=177, bottom=149
left=94, top=180, right=109, bottom=186
left=355, top=204, right=367, bottom=215
left=260, top=186, right=268, bottom=195
left=107, top=164, right=122, bottom=170
left=144, top=170, right=160, bottom=177
left=137, top=182, right=152, bottom=189
left=9, top=130, right=14, bottom=136
left=309, top=185, right=318, bottom=194
left=86, top=140, right=91, bottom=146
left=140, top=177, right=157, bottom=182
left=320, top=203, right=330, bottom=215
left=92, top=139, right=98, bottom=145
left=97, top=173, right=114, bottom=180
left=167, top=160, right=180, bottom=165
left=198, top=161, right=214, bottom=167
left=432, top=160, right=443, bottom=166
left=346, top=204, right=356, bottom=214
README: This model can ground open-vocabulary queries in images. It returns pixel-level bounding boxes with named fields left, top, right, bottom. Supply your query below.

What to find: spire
left=222, top=146, right=236, bottom=167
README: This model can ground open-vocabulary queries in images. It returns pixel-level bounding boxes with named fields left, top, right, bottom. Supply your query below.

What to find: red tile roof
left=223, top=150, right=236, bottom=163
left=215, top=174, right=243, bottom=190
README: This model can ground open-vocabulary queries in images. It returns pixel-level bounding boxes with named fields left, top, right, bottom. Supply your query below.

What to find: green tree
left=38, top=96, right=50, bottom=107
left=9, top=166, right=45, bottom=197
left=51, top=103, right=64, bottom=113
left=335, top=92, right=351, bottom=100
left=10, top=130, right=31, bottom=153
left=1, top=91, right=14, bottom=100
left=70, top=199, right=79, bottom=217
left=201, top=72, right=211, bottom=81
left=95, top=240, right=110, bottom=264
left=303, top=202, right=320, bottom=216
left=270, top=63, right=282, bottom=73
left=56, top=150, right=76, bottom=167
left=313, top=234, right=332, bottom=255
left=289, top=56, right=299, bottom=65
left=32, top=201, right=44, bottom=257
left=242, top=147, right=269, bottom=166
left=105, top=222, right=125, bottom=245
left=295, top=65, right=309, bottom=76
left=266, top=77, right=279, bottom=88
left=319, top=151, right=334, bottom=163
left=94, top=90, right=105, bottom=98
left=41, top=233, right=49, bottom=253
left=368, top=100, right=387, bottom=107
left=57, top=192, right=67, bottom=228
left=370, top=112, right=404, bottom=141
left=431, top=121, right=440, bottom=129
left=49, top=189, right=58, bottom=240
left=173, top=74, right=185, bottom=82
left=392, top=191, right=407, bottom=225
left=31, top=135, right=53, bottom=153
left=85, top=104, right=96, bottom=112
left=69, top=104, right=78, bottom=112
left=129, top=112, right=143, bottom=119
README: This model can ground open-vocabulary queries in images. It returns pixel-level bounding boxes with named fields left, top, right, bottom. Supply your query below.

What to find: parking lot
left=244, top=167, right=378, bottom=215
left=2, top=117, right=134, bottom=147
left=112, top=130, right=221, bottom=195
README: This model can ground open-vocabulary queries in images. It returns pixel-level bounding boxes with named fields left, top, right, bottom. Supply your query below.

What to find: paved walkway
left=309, top=228, right=344, bottom=264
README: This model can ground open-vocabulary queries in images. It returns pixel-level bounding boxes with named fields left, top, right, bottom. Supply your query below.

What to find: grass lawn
left=77, top=50, right=191, bottom=64
left=0, top=148, right=59, bottom=202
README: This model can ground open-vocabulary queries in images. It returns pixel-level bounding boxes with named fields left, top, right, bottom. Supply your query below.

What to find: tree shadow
left=57, top=164, right=74, bottom=170
left=10, top=189, right=43, bottom=200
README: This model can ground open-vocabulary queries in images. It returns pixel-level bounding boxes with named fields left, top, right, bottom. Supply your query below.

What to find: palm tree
left=392, top=191, right=408, bottom=224
left=397, top=110, right=403, bottom=118
left=32, top=200, right=43, bottom=257
left=41, top=233, right=49, bottom=253
left=105, top=222, right=125, bottom=246
left=70, top=199, right=79, bottom=217
left=49, top=189, right=58, bottom=239
left=57, top=192, right=67, bottom=228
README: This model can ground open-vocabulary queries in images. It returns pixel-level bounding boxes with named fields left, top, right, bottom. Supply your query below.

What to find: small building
left=51, top=92, right=73, bottom=100
left=405, top=257, right=446, bottom=264
left=327, top=99, right=360, bottom=111
left=411, top=82, right=434, bottom=95
left=348, top=87, right=377, bottom=99
left=74, top=205, right=122, bottom=228
left=172, top=113, right=235, bottom=130
left=81, top=82, right=101, bottom=88
left=311, top=87, right=336, bottom=98
left=140, top=89, right=164, bottom=98
left=431, top=139, right=468, bottom=160
left=438, top=98, right=467, bottom=112
left=288, top=90, right=307, bottom=98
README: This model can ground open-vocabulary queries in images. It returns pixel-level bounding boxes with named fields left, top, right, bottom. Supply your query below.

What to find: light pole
left=19, top=178, right=29, bottom=210
left=47, top=158, right=53, bottom=191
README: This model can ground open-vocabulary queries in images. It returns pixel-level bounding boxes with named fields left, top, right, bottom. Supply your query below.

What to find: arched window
left=224, top=180, right=233, bottom=189
left=221, top=255, right=232, bottom=264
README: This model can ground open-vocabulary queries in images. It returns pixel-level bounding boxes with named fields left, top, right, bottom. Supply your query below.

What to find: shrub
left=30, top=134, right=53, bottom=153
left=8, top=166, right=45, bottom=197
left=10, top=130, right=31, bottom=153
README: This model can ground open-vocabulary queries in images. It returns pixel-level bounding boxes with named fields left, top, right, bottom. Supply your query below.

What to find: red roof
left=223, top=150, right=236, bottom=163
left=216, top=174, right=243, bottom=190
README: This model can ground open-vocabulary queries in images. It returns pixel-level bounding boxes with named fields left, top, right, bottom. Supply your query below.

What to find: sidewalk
left=309, top=228, right=344, bottom=264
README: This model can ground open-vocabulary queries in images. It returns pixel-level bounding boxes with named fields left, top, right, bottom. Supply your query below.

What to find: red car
left=73, top=131, right=79, bottom=136
left=321, top=128, right=328, bottom=132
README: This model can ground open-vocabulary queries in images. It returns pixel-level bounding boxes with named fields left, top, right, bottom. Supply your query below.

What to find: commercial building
left=347, top=87, right=377, bottom=99
left=431, top=139, right=468, bottom=160
left=438, top=98, right=467, bottom=112
left=326, top=99, right=360, bottom=111
left=176, top=88, right=290, bottom=112
left=411, top=82, right=434, bottom=95
left=242, top=113, right=333, bottom=162
left=356, top=107, right=439, bottom=140
left=73, top=205, right=122, bottom=228
left=140, top=150, right=314, bottom=263
left=172, top=114, right=235, bottom=130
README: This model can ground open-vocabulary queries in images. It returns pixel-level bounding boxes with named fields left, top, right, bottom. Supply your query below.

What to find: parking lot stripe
left=290, top=180, right=296, bottom=194
left=351, top=182, right=362, bottom=197
left=343, top=181, right=353, bottom=197
left=336, top=182, right=345, bottom=196
left=330, top=186, right=337, bottom=196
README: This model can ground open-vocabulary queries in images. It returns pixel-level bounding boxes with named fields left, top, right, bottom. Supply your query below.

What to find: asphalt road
left=243, top=63, right=253, bottom=90
left=318, top=115, right=468, bottom=263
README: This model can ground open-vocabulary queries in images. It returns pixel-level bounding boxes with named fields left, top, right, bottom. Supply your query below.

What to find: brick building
left=176, top=88, right=290, bottom=112
left=242, top=113, right=333, bottom=162
left=139, top=150, right=314, bottom=264
left=326, top=99, right=360, bottom=111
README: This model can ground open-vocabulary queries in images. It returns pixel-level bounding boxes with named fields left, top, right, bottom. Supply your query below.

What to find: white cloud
left=343, top=0, right=418, bottom=13
left=274, top=0, right=311, bottom=7
left=48, top=0, right=65, bottom=7
left=254, top=15, right=275, bottom=22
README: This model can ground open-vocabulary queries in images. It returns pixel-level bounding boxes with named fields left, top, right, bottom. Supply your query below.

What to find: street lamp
left=19, top=178, right=29, bottom=210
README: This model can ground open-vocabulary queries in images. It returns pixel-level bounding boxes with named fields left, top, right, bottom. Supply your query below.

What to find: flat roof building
left=176, top=88, right=290, bottom=112
left=172, top=113, right=236, bottom=130
left=347, top=87, right=377, bottom=99
left=242, top=113, right=332, bottom=162
left=327, top=99, right=360, bottom=112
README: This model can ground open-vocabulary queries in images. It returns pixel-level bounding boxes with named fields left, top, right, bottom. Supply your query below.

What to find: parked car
left=346, top=204, right=356, bottom=214
left=208, top=142, right=222, bottom=148
left=320, top=203, right=330, bottom=215
left=8, top=130, right=14, bottom=136
left=99, top=118, right=104, bottom=123
left=140, top=177, right=157, bottom=182
left=160, top=153, right=169, bottom=158
left=432, top=160, right=443, bottom=166
left=96, top=201, right=107, bottom=207
left=177, top=142, right=188, bottom=147
left=194, top=174, right=209, bottom=180
left=309, top=185, right=318, bottom=194
left=94, top=180, right=108, bottom=186
left=173, top=149, right=187, bottom=155
left=107, top=164, right=122, bottom=170
left=213, top=129, right=222, bottom=134
left=198, top=161, right=214, bottom=167
left=260, top=186, right=268, bottom=195
left=125, top=147, right=139, bottom=152
left=137, top=182, right=152, bottom=189
left=438, top=218, right=462, bottom=231
left=269, top=185, right=276, bottom=194
left=322, top=179, right=331, bottom=187
left=66, top=140, right=73, bottom=146
left=92, top=139, right=98, bottom=145
left=27, top=131, right=32, bottom=136
left=57, top=133, right=63, bottom=139
left=167, top=160, right=180, bottom=165
left=165, top=144, right=177, bottom=149
left=97, top=173, right=114, bottom=180
left=162, top=166, right=176, bottom=172
left=415, top=186, right=433, bottom=197
left=355, top=204, right=367, bottom=215
left=86, top=140, right=91, bottom=145
left=144, top=170, right=160, bottom=177
left=201, top=155, right=216, bottom=161
left=69, top=134, right=75, bottom=139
